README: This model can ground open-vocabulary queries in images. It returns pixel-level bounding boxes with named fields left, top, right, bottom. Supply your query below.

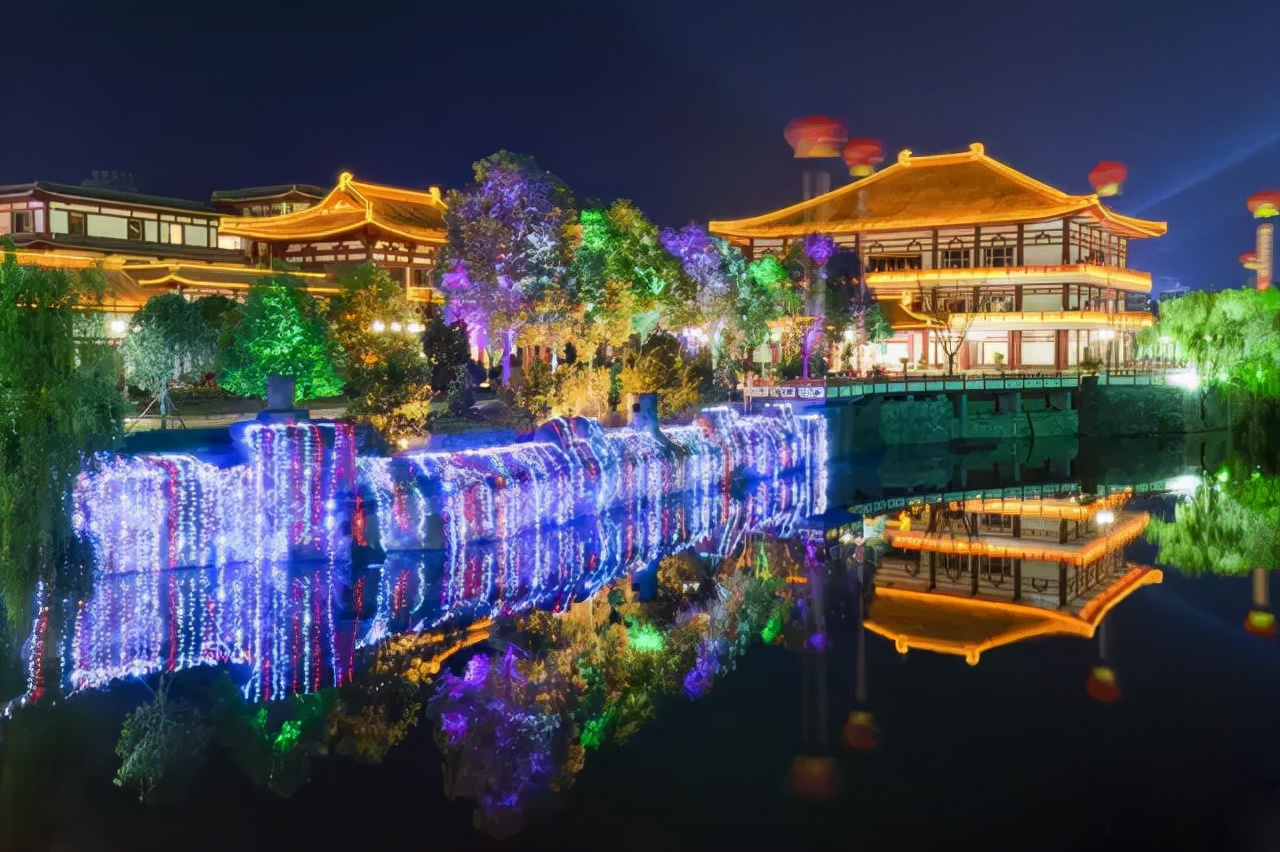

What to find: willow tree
left=0, top=255, right=129, bottom=635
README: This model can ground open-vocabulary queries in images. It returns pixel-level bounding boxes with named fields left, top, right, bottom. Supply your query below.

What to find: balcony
left=865, top=263, right=1153, bottom=294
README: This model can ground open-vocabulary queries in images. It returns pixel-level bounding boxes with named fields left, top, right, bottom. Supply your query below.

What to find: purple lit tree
left=437, top=152, right=577, bottom=385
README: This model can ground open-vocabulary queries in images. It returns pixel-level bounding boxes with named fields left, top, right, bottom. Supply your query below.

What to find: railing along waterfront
left=744, top=368, right=1178, bottom=401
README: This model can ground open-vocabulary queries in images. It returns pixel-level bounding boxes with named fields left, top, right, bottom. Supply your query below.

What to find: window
left=866, top=254, right=922, bottom=272
left=127, top=219, right=144, bottom=241
left=168, top=223, right=183, bottom=244
left=68, top=212, right=87, bottom=236
left=11, top=210, right=32, bottom=233
left=939, top=248, right=971, bottom=268
left=411, top=267, right=432, bottom=287
left=982, top=246, right=1015, bottom=267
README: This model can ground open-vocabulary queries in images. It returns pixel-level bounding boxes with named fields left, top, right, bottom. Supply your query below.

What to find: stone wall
left=1077, top=379, right=1226, bottom=438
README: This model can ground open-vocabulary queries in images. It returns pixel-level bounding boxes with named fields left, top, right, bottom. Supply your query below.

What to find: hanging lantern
left=1085, top=665, right=1120, bottom=703
left=1247, top=190, right=1280, bottom=219
left=784, top=116, right=849, bottom=159
left=841, top=710, right=878, bottom=751
left=1244, top=609, right=1276, bottom=637
left=1240, top=251, right=1260, bottom=270
left=842, top=138, right=884, bottom=177
left=787, top=754, right=841, bottom=799
left=1089, top=161, right=1128, bottom=197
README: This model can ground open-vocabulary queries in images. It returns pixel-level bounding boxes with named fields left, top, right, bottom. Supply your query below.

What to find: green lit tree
left=120, top=292, right=217, bottom=428
left=0, top=256, right=129, bottom=635
left=1153, top=287, right=1280, bottom=393
left=219, top=276, right=344, bottom=401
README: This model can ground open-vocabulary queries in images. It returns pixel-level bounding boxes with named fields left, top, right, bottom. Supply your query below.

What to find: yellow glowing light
left=709, top=144, right=1167, bottom=240
left=886, top=512, right=1149, bottom=565
left=371, top=320, right=386, bottom=333
left=865, top=264, right=1154, bottom=294
left=109, top=319, right=128, bottom=335
left=950, top=490, right=1131, bottom=521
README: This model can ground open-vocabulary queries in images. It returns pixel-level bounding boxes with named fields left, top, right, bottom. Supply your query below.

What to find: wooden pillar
left=970, top=554, right=980, bottom=596
left=1055, top=330, right=1069, bottom=370
left=973, top=226, right=982, bottom=267
left=1012, top=516, right=1021, bottom=538
left=1015, top=223, right=1025, bottom=266
left=1014, top=284, right=1023, bottom=311
left=1061, top=282, right=1070, bottom=310
left=1058, top=561, right=1068, bottom=608
left=1061, top=219, right=1071, bottom=264
left=1059, top=519, right=1068, bottom=544
left=931, top=229, right=940, bottom=269
left=1009, top=330, right=1022, bottom=368
left=928, top=552, right=937, bottom=590
left=1012, top=559, right=1022, bottom=601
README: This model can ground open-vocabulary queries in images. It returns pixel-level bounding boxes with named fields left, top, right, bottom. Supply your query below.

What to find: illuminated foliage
left=0, top=257, right=127, bottom=634
left=113, top=675, right=212, bottom=803
left=618, top=332, right=702, bottom=418
left=121, top=293, right=217, bottom=425
left=219, top=276, right=344, bottom=401
left=326, top=671, right=421, bottom=764
left=438, top=151, right=577, bottom=385
left=326, top=264, right=433, bottom=428
left=1146, top=465, right=1280, bottom=576
left=1149, top=287, right=1280, bottom=394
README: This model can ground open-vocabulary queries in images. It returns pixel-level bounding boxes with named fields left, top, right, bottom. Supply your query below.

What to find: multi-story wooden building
left=216, top=172, right=447, bottom=304
left=863, top=490, right=1160, bottom=664
left=710, top=143, right=1168, bottom=372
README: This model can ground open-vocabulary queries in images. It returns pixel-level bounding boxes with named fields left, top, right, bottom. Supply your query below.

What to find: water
left=2, top=433, right=1279, bottom=852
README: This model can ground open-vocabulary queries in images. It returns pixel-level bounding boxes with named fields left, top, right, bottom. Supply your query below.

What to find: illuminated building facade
left=710, top=143, right=1168, bottom=371
left=862, top=490, right=1161, bottom=664
left=216, top=172, right=447, bottom=304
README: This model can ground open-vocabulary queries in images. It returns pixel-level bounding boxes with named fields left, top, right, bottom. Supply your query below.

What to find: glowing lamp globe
left=842, top=138, right=884, bottom=177
left=1085, top=665, right=1121, bottom=703
left=784, top=116, right=849, bottom=159
left=1247, top=190, right=1280, bottom=219
left=787, top=754, right=841, bottom=799
left=1089, top=161, right=1128, bottom=197
left=1244, top=609, right=1276, bottom=637
left=1240, top=251, right=1260, bottom=271
left=841, top=710, right=878, bottom=751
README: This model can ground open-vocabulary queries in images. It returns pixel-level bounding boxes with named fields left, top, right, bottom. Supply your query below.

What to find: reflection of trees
left=425, top=550, right=794, bottom=838
left=1145, top=465, right=1280, bottom=576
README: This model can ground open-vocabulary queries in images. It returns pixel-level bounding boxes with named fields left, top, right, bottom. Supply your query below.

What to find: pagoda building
left=210, top=183, right=327, bottom=221
left=710, top=143, right=1167, bottom=372
left=217, top=172, right=448, bottom=304
left=862, top=490, right=1160, bottom=664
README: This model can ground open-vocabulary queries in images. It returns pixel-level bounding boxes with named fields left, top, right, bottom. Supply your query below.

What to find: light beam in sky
left=1130, top=130, right=1280, bottom=215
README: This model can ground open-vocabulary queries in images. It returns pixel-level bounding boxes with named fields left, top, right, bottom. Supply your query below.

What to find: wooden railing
left=744, top=367, right=1181, bottom=401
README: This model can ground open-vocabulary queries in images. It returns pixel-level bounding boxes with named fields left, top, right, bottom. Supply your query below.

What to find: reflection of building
left=864, top=491, right=1160, bottom=663
left=710, top=143, right=1166, bottom=371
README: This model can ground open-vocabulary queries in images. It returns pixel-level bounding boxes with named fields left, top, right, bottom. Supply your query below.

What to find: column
left=1058, top=561, right=1068, bottom=608
left=1012, top=558, right=1023, bottom=601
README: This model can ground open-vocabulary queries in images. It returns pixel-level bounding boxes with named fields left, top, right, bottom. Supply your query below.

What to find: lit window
left=982, top=246, right=1015, bottom=267
left=68, top=212, right=87, bottom=236
left=940, top=248, right=971, bottom=269
left=169, top=223, right=183, bottom=244
left=11, top=210, right=32, bottom=232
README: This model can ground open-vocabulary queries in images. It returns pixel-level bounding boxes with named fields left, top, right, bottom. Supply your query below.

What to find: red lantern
left=842, top=138, right=884, bottom=177
left=1247, top=190, right=1280, bottom=219
left=787, top=755, right=841, bottom=799
left=1089, top=161, right=1128, bottom=197
left=784, top=116, right=848, bottom=159
left=1245, top=609, right=1276, bottom=637
left=1085, top=665, right=1121, bottom=703
left=1240, top=251, right=1260, bottom=270
left=841, top=710, right=878, bottom=751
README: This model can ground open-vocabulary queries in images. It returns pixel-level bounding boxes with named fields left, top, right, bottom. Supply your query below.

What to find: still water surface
left=2, top=435, right=1278, bottom=852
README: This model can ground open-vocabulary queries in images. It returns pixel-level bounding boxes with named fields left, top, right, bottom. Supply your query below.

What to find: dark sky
left=3, top=1, right=1277, bottom=292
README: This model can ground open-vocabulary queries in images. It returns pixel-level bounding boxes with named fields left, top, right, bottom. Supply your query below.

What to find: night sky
left=3, top=1, right=1277, bottom=292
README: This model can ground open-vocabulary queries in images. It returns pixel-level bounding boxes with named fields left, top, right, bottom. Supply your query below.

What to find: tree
left=1153, top=287, right=1279, bottom=395
left=219, top=276, right=344, bottom=401
left=908, top=286, right=987, bottom=375
left=437, top=151, right=577, bottom=386
left=326, top=264, right=431, bottom=416
left=618, top=332, right=701, bottom=418
left=113, top=675, right=213, bottom=803
left=120, top=293, right=216, bottom=428
left=0, top=256, right=128, bottom=635
left=421, top=313, right=472, bottom=392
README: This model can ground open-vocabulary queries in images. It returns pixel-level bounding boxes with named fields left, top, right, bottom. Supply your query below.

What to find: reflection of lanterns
left=787, top=755, right=840, bottom=799
left=842, top=710, right=877, bottom=751
left=784, top=116, right=849, bottom=159
left=1240, top=251, right=1260, bottom=270
left=1088, top=161, right=1128, bottom=197
left=1247, top=190, right=1280, bottom=219
left=1245, top=567, right=1275, bottom=637
left=1086, top=665, right=1121, bottom=703
left=842, top=138, right=884, bottom=177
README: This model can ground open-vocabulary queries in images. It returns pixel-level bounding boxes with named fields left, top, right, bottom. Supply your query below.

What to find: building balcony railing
left=951, top=309, right=1154, bottom=330
left=743, top=367, right=1186, bottom=401
left=865, top=263, right=1153, bottom=294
